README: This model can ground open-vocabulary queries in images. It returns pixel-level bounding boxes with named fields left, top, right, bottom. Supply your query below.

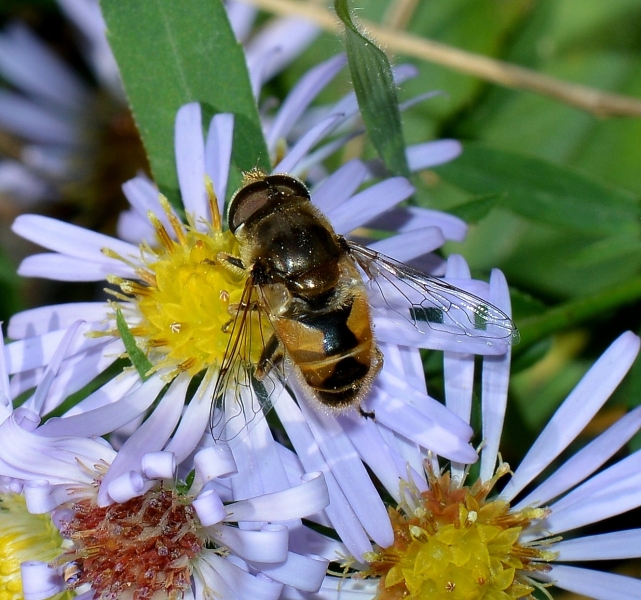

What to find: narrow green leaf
left=568, top=235, right=641, bottom=267
left=116, top=309, right=152, bottom=380
left=515, top=275, right=641, bottom=350
left=334, top=0, right=410, bottom=178
left=437, top=144, right=641, bottom=236
left=101, top=0, right=269, bottom=206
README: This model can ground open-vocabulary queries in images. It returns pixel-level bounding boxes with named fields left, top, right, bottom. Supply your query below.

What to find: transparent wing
left=345, top=240, right=519, bottom=343
left=209, top=276, right=285, bottom=444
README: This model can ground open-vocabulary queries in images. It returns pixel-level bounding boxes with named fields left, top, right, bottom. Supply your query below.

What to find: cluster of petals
left=323, top=267, right=641, bottom=600
left=4, top=73, right=506, bottom=561
left=0, top=8, right=522, bottom=596
left=0, top=326, right=333, bottom=599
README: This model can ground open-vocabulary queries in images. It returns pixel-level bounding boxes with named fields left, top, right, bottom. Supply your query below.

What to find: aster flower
left=0, top=329, right=331, bottom=599
left=311, top=264, right=641, bottom=600
left=6, top=89, right=513, bottom=563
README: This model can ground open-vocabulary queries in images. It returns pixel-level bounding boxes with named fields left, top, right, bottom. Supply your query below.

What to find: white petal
left=117, top=209, right=155, bottom=243
left=367, top=205, right=468, bottom=242
left=0, top=408, right=115, bottom=484
left=0, top=90, right=78, bottom=144
left=273, top=391, right=372, bottom=560
left=39, top=374, right=166, bottom=437
left=266, top=54, right=346, bottom=152
left=25, top=320, right=85, bottom=415
left=211, top=523, right=289, bottom=563
left=337, top=411, right=418, bottom=503
left=514, top=404, right=641, bottom=510
left=107, top=470, right=146, bottom=503
left=443, top=254, right=475, bottom=436
left=20, top=560, right=62, bottom=600
left=98, top=373, right=190, bottom=505
left=66, top=370, right=139, bottom=415
left=407, top=139, right=462, bottom=170
left=280, top=576, right=380, bottom=599
left=0, top=336, right=9, bottom=410
left=164, top=372, right=216, bottom=464
left=502, top=331, right=641, bottom=501
left=121, top=174, right=169, bottom=224
left=8, top=302, right=107, bottom=338
left=17, top=253, right=133, bottom=281
left=367, top=383, right=477, bottom=464
left=368, top=227, right=445, bottom=263
left=226, top=1, right=258, bottom=41
left=378, top=368, right=472, bottom=436
left=202, top=553, right=283, bottom=600
left=4, top=322, right=109, bottom=374
left=442, top=260, right=476, bottom=477
left=0, top=160, right=55, bottom=201
left=226, top=472, right=329, bottom=522
left=311, top=159, right=368, bottom=213
left=205, top=113, right=234, bottom=208
left=194, top=445, right=238, bottom=486
left=534, top=564, right=641, bottom=600
left=296, top=395, right=393, bottom=548
left=193, top=488, right=227, bottom=526
left=329, top=178, right=415, bottom=234
left=247, top=552, right=328, bottom=592
left=553, top=529, right=641, bottom=561
left=12, top=214, right=138, bottom=262
left=0, top=22, right=89, bottom=110
left=538, top=451, right=641, bottom=536
left=142, top=451, right=176, bottom=479
left=479, top=269, right=513, bottom=481
left=34, top=340, right=124, bottom=413
left=175, top=103, right=208, bottom=222
left=275, top=113, right=344, bottom=174
left=245, top=17, right=319, bottom=84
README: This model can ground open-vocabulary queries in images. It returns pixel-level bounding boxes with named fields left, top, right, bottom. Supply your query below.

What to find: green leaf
left=116, top=309, right=152, bottom=380
left=334, top=0, right=410, bottom=178
left=515, top=275, right=641, bottom=349
left=437, top=144, right=641, bottom=236
left=449, top=193, right=501, bottom=224
left=101, top=0, right=269, bottom=206
left=568, top=235, right=641, bottom=267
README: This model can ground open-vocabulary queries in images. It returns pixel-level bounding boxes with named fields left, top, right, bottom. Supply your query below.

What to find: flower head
left=0, top=329, right=331, bottom=599
left=5, top=68, right=510, bottom=561
left=328, top=268, right=641, bottom=600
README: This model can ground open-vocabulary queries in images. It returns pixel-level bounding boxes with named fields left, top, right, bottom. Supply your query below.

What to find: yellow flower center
left=0, top=493, right=67, bottom=600
left=364, top=464, right=555, bottom=600
left=105, top=181, right=267, bottom=377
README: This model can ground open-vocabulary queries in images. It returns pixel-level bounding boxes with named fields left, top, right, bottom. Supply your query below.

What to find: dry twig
left=248, top=0, right=641, bottom=118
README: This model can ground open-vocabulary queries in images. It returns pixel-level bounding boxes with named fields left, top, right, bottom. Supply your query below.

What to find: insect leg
left=256, top=333, right=284, bottom=380
left=358, top=348, right=383, bottom=420
left=217, top=251, right=246, bottom=277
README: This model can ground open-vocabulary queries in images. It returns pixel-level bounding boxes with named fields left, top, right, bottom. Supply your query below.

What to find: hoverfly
left=211, top=171, right=517, bottom=438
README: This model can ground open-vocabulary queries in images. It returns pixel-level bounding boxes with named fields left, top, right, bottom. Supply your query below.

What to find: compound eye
left=228, top=180, right=271, bottom=233
left=267, top=174, right=311, bottom=200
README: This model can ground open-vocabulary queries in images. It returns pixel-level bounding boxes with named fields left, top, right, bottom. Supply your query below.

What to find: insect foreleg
left=217, top=251, right=246, bottom=277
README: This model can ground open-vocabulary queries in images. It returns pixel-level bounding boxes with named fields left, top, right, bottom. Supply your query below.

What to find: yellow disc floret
left=364, top=463, right=556, bottom=600
left=104, top=180, right=267, bottom=377
left=0, top=493, right=68, bottom=600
